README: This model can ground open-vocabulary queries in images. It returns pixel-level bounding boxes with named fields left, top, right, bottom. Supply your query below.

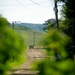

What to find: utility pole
left=12, top=22, right=14, bottom=35
left=72, top=18, right=75, bottom=60
left=54, top=0, right=59, bottom=29
left=33, top=32, right=36, bottom=46
left=12, top=21, right=15, bottom=61
left=12, top=22, right=14, bottom=30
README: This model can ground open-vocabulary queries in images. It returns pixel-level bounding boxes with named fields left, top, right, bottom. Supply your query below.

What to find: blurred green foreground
left=0, top=15, right=75, bottom=75
left=33, top=28, right=75, bottom=75
left=0, top=15, right=26, bottom=75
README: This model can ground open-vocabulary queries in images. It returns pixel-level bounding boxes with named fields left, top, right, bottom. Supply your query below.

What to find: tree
left=0, top=15, right=26, bottom=75
left=57, top=0, right=75, bottom=60
left=43, top=19, right=56, bottom=32
left=32, top=1, right=75, bottom=74
left=34, top=29, right=75, bottom=75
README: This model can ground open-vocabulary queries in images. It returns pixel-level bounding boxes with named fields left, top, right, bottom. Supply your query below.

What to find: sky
left=0, top=0, right=62, bottom=24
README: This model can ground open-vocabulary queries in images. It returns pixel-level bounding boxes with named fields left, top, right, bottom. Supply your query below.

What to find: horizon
left=9, top=18, right=56, bottom=24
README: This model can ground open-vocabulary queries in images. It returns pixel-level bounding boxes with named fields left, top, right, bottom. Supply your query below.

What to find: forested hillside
left=11, top=22, right=44, bottom=32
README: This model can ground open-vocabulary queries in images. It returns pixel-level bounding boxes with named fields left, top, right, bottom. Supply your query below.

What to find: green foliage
left=36, top=59, right=75, bottom=75
left=59, top=18, right=72, bottom=36
left=58, top=0, right=75, bottom=59
left=33, top=29, right=75, bottom=75
left=0, top=15, right=9, bottom=27
left=43, top=19, right=56, bottom=32
left=58, top=0, right=75, bottom=36
left=0, top=16, right=26, bottom=75
left=40, top=28, right=69, bottom=58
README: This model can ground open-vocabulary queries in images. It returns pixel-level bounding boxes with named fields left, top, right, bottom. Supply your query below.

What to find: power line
left=0, top=0, right=50, bottom=11
left=30, top=0, right=50, bottom=7
left=30, top=0, right=41, bottom=5
left=15, top=0, right=39, bottom=13
left=15, top=0, right=47, bottom=15
left=1, top=0, right=51, bottom=16
left=0, top=1, right=50, bottom=7
left=16, top=0, right=31, bottom=10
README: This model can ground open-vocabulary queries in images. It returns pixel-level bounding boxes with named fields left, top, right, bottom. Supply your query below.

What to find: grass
left=15, top=29, right=44, bottom=47
left=7, top=52, right=27, bottom=69
left=9, top=26, right=44, bottom=68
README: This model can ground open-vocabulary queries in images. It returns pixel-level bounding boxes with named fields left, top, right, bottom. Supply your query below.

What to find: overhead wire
left=15, top=0, right=45, bottom=15
left=0, top=0, right=50, bottom=11
left=15, top=0, right=49, bottom=15
left=16, top=0, right=32, bottom=10
left=0, top=0, right=51, bottom=15
left=0, top=1, right=50, bottom=7
left=30, top=0, right=50, bottom=7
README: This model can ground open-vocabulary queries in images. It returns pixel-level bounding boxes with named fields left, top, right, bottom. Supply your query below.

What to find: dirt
left=8, top=48, right=44, bottom=75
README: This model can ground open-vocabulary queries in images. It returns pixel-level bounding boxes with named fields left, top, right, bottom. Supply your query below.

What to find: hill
left=11, top=18, right=56, bottom=32
left=13, top=22, right=44, bottom=32
left=10, top=23, right=44, bottom=46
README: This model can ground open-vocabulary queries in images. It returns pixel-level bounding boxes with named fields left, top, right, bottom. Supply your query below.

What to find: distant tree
left=43, top=19, right=56, bottom=32
left=0, top=15, right=26, bottom=75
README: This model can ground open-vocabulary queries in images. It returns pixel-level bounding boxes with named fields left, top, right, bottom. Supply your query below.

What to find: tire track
left=9, top=48, right=43, bottom=75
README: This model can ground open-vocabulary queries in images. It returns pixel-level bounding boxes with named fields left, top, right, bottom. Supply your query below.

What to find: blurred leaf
left=0, top=15, right=26, bottom=75
left=34, top=28, right=75, bottom=75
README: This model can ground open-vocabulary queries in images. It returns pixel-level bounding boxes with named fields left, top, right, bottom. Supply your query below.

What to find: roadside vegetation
left=32, top=0, right=75, bottom=75
left=0, top=15, right=26, bottom=75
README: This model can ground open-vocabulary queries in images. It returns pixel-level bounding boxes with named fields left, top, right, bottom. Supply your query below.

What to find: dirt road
left=8, top=48, right=44, bottom=75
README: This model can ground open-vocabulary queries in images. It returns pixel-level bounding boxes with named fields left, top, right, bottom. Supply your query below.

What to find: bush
left=34, top=28, right=75, bottom=75
left=0, top=15, right=26, bottom=75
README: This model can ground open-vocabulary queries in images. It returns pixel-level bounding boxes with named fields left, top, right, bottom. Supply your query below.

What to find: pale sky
left=0, top=0, right=62, bottom=24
